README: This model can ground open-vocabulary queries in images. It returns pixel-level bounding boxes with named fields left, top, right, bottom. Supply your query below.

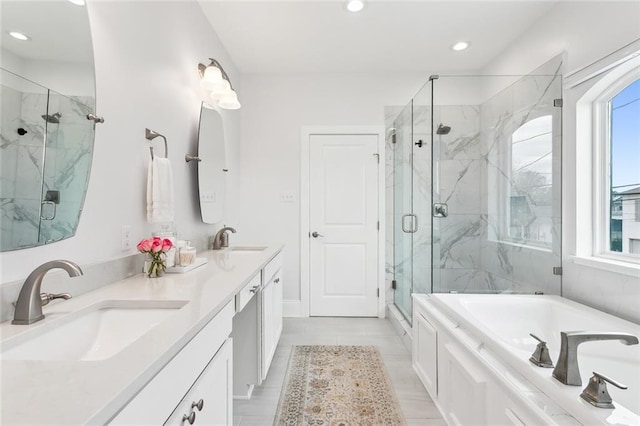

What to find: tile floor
left=233, top=317, right=445, bottom=425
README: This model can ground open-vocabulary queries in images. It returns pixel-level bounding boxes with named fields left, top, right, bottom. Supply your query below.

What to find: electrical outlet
left=121, top=226, right=132, bottom=250
left=280, top=192, right=296, bottom=203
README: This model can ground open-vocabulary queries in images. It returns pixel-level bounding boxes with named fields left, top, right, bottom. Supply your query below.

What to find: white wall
left=237, top=72, right=426, bottom=309
left=483, top=1, right=640, bottom=322
left=0, top=1, right=241, bottom=283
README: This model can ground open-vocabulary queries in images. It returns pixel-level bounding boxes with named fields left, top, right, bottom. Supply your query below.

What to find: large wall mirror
left=197, top=104, right=226, bottom=224
left=0, top=0, right=97, bottom=251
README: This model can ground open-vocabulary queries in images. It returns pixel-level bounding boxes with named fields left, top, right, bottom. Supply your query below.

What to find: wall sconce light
left=198, top=58, right=241, bottom=110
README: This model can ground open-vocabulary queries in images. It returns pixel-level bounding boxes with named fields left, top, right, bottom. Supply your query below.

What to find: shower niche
left=388, top=58, right=564, bottom=322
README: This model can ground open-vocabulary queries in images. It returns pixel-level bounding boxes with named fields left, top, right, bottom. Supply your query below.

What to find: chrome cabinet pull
left=191, top=399, right=204, bottom=411
left=182, top=411, right=196, bottom=424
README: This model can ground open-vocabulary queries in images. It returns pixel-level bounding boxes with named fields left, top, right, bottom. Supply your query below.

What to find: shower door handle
left=402, top=214, right=418, bottom=233
left=40, top=201, right=56, bottom=220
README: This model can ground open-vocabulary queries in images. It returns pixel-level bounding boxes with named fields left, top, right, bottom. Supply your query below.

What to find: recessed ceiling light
left=68, top=0, right=85, bottom=5
left=346, top=0, right=365, bottom=12
left=8, top=31, right=30, bottom=41
left=451, top=41, right=470, bottom=51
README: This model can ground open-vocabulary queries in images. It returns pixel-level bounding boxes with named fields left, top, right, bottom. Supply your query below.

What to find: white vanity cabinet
left=165, top=339, right=232, bottom=425
left=110, top=301, right=234, bottom=425
left=260, top=253, right=283, bottom=381
left=232, top=250, right=284, bottom=397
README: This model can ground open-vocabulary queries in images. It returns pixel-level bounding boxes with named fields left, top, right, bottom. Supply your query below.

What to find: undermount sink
left=226, top=246, right=267, bottom=254
left=1, top=299, right=187, bottom=361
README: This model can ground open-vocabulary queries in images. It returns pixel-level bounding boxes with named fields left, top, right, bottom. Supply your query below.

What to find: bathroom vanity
left=0, top=245, right=283, bottom=425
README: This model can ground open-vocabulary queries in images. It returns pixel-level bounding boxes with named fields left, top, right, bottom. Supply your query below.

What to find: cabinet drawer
left=262, top=251, right=283, bottom=284
left=236, top=273, right=260, bottom=313
left=110, top=301, right=234, bottom=425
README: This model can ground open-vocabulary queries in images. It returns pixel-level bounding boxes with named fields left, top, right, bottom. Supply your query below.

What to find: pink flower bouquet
left=137, top=237, right=173, bottom=277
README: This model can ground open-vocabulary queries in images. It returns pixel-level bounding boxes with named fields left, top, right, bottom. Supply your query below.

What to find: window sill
left=570, top=255, right=640, bottom=277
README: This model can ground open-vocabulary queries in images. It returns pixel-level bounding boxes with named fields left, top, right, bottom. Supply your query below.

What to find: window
left=607, top=78, right=640, bottom=255
left=508, top=116, right=553, bottom=246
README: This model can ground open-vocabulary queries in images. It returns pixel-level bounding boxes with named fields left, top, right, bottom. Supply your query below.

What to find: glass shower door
left=393, top=101, right=414, bottom=320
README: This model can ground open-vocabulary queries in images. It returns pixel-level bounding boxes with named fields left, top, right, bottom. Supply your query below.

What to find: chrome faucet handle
left=580, top=371, right=627, bottom=409
left=40, top=292, right=72, bottom=307
left=528, top=333, right=554, bottom=368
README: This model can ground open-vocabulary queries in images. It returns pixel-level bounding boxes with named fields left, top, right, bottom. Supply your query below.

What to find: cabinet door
left=413, top=310, right=437, bottom=397
left=261, top=279, right=275, bottom=381
left=263, top=268, right=284, bottom=381
left=439, top=342, right=487, bottom=426
left=165, top=339, right=233, bottom=426
left=272, top=269, right=283, bottom=354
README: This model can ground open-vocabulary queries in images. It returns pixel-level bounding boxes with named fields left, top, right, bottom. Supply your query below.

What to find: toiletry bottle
left=179, top=241, right=197, bottom=266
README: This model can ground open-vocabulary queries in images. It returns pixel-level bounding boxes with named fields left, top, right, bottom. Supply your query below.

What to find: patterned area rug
left=274, top=345, right=406, bottom=426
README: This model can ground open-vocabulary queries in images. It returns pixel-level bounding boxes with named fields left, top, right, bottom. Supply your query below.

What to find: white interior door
left=309, top=133, right=379, bottom=317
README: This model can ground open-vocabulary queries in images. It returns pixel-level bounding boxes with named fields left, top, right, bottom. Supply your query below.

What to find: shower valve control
left=433, top=203, right=448, bottom=218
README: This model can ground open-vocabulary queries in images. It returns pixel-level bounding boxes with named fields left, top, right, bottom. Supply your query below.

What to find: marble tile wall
left=0, top=84, right=94, bottom=250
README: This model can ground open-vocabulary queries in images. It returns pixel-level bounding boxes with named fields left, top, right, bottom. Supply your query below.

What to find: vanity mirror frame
left=196, top=103, right=226, bottom=224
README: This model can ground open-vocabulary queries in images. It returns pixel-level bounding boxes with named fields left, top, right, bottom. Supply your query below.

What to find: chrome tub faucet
left=212, top=226, right=236, bottom=250
left=552, top=331, right=639, bottom=385
left=12, top=260, right=83, bottom=325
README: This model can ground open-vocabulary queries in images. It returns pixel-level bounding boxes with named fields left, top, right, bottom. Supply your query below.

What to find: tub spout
left=552, top=331, right=639, bottom=386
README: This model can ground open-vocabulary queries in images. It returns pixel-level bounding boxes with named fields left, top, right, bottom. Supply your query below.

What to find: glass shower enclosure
left=390, top=60, right=563, bottom=322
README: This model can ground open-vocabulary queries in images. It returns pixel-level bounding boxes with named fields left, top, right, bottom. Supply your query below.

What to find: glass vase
left=144, top=255, right=166, bottom=278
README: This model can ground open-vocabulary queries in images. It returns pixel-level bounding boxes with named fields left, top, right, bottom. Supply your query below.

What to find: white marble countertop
left=0, top=245, right=283, bottom=425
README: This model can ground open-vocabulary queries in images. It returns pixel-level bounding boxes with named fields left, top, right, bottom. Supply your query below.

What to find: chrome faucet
left=212, top=226, right=236, bottom=250
left=552, top=331, right=639, bottom=385
left=12, top=260, right=83, bottom=325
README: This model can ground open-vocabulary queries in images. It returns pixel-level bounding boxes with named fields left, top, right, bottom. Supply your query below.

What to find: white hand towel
left=146, top=157, right=174, bottom=223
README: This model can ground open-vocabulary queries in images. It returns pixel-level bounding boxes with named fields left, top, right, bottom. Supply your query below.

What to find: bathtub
left=415, top=293, right=640, bottom=425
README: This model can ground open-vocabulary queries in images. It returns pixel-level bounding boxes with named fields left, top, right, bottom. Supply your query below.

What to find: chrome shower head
left=436, top=123, right=451, bottom=135
left=41, top=112, right=61, bottom=124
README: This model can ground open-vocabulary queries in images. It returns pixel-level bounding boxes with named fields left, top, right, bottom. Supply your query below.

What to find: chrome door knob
left=311, top=232, right=324, bottom=238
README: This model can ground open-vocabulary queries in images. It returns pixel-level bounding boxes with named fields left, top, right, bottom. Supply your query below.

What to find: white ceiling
left=1, top=1, right=93, bottom=63
left=198, top=1, right=560, bottom=74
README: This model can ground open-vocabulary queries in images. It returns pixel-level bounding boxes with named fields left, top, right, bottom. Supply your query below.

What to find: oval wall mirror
left=197, top=104, right=226, bottom=224
left=0, top=0, right=96, bottom=251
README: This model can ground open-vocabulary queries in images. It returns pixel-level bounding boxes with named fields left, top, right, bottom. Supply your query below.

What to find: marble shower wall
left=432, top=105, right=483, bottom=293
left=0, top=83, right=94, bottom=250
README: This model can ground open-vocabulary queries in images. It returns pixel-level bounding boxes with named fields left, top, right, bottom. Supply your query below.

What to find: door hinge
left=391, top=279, right=397, bottom=290
left=377, top=221, right=380, bottom=230
left=554, top=98, right=563, bottom=107
left=377, top=288, right=380, bottom=298
left=553, top=266, right=563, bottom=276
